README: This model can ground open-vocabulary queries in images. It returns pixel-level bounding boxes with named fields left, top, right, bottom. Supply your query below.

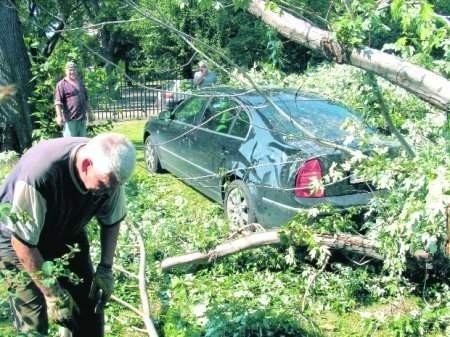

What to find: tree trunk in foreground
left=248, top=0, right=450, bottom=112
left=161, top=229, right=386, bottom=271
left=160, top=228, right=442, bottom=272
left=0, top=0, right=33, bottom=152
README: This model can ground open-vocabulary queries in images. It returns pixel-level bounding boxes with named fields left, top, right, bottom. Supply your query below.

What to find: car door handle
left=222, top=149, right=230, bottom=155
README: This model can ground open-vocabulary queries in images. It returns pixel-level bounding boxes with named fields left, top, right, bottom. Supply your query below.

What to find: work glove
left=89, top=264, right=114, bottom=312
left=45, top=288, right=79, bottom=329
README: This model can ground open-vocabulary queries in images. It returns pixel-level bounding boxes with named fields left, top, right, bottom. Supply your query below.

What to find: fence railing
left=90, top=77, right=191, bottom=121
left=0, top=114, right=7, bottom=152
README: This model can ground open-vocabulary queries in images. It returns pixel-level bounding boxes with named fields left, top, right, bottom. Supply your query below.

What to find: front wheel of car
left=144, top=136, right=162, bottom=173
left=224, top=180, right=257, bottom=230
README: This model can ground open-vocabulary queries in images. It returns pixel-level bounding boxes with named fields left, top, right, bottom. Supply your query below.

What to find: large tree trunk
left=160, top=229, right=437, bottom=272
left=161, top=230, right=385, bottom=271
left=248, top=0, right=450, bottom=112
left=0, top=0, right=33, bottom=152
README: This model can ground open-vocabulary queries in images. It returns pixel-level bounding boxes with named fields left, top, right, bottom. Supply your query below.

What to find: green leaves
left=41, top=261, right=55, bottom=277
left=264, top=1, right=281, bottom=14
left=391, top=0, right=405, bottom=21
left=37, top=245, right=82, bottom=288
left=388, top=0, right=449, bottom=70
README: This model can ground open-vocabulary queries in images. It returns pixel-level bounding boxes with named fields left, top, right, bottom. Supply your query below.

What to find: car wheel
left=224, top=180, right=257, bottom=230
left=144, top=136, right=162, bottom=173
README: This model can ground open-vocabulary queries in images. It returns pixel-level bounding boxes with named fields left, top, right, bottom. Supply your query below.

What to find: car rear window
left=254, top=95, right=368, bottom=143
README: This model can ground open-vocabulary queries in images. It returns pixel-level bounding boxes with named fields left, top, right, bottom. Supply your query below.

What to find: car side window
left=174, top=97, right=208, bottom=124
left=202, top=97, right=242, bottom=134
left=229, top=110, right=250, bottom=138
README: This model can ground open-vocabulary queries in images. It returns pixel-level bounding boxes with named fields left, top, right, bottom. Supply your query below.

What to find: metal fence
left=0, top=114, right=7, bottom=152
left=90, top=77, right=190, bottom=121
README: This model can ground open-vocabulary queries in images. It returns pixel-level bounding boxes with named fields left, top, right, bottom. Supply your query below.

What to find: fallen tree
left=247, top=0, right=450, bottom=111
left=160, top=229, right=380, bottom=271
left=159, top=227, right=442, bottom=272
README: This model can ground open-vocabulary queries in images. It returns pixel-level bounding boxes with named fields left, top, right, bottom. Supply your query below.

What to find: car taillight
left=164, top=92, right=173, bottom=99
left=295, top=159, right=324, bottom=198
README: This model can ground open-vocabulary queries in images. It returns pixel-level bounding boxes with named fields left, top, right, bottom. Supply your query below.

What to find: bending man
left=0, top=133, right=136, bottom=336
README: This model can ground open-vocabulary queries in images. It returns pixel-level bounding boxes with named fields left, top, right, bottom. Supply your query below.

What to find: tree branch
left=366, top=72, right=415, bottom=157
left=130, top=223, right=159, bottom=337
left=111, top=294, right=142, bottom=317
left=160, top=229, right=384, bottom=271
left=247, top=0, right=450, bottom=111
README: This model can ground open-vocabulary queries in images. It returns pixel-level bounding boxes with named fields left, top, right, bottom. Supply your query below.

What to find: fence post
left=446, top=205, right=450, bottom=256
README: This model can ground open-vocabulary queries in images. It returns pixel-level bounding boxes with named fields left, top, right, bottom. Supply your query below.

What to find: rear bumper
left=256, top=191, right=377, bottom=228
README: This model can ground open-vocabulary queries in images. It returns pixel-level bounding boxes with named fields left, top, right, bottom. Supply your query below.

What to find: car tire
left=224, top=180, right=257, bottom=230
left=144, top=136, right=163, bottom=173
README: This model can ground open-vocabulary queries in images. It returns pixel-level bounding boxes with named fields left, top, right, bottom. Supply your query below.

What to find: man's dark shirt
left=54, top=78, right=89, bottom=121
left=0, top=137, right=126, bottom=248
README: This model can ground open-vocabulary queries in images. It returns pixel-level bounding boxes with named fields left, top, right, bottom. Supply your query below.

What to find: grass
left=112, top=119, right=147, bottom=172
left=0, top=121, right=447, bottom=336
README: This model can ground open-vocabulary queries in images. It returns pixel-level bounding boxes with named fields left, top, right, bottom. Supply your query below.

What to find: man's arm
left=193, top=71, right=204, bottom=86
left=88, top=222, right=121, bottom=305
left=11, top=236, right=62, bottom=297
left=99, top=222, right=121, bottom=267
left=12, top=236, right=79, bottom=327
left=54, top=82, right=65, bottom=126
left=55, top=104, right=65, bottom=126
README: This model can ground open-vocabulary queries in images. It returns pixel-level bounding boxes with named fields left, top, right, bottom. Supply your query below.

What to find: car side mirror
left=159, top=110, right=174, bottom=120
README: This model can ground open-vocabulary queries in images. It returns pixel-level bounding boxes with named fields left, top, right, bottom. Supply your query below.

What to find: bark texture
left=248, top=0, right=450, bottom=111
left=0, top=0, right=33, bottom=152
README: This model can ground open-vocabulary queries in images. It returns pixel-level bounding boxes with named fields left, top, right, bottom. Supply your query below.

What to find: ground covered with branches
left=92, top=63, right=450, bottom=336
left=1, top=62, right=449, bottom=336
left=106, top=164, right=449, bottom=337
left=96, top=71, right=449, bottom=336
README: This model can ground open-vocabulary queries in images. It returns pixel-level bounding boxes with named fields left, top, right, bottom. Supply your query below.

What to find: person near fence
left=193, top=60, right=217, bottom=88
left=0, top=133, right=136, bottom=337
left=55, top=61, right=92, bottom=137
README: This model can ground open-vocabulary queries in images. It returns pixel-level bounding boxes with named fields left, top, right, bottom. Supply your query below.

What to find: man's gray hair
left=65, top=61, right=77, bottom=69
left=198, top=60, right=208, bottom=67
left=86, top=133, right=136, bottom=184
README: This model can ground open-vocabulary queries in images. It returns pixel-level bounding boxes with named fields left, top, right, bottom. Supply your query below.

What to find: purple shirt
left=54, top=78, right=89, bottom=121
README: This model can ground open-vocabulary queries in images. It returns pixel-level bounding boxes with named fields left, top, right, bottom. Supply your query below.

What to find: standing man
left=0, top=133, right=136, bottom=337
left=193, top=60, right=217, bottom=89
left=55, top=61, right=91, bottom=137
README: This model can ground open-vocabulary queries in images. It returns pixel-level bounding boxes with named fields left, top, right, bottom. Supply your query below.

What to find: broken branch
left=160, top=228, right=385, bottom=271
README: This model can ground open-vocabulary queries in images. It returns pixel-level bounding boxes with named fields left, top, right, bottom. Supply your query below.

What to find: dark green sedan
left=143, top=87, right=386, bottom=228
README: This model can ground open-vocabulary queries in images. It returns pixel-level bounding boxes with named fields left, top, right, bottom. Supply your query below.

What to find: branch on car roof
left=247, top=0, right=450, bottom=112
left=126, top=0, right=361, bottom=156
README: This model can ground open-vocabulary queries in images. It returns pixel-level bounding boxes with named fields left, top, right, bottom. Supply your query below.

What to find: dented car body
left=143, top=87, right=381, bottom=228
